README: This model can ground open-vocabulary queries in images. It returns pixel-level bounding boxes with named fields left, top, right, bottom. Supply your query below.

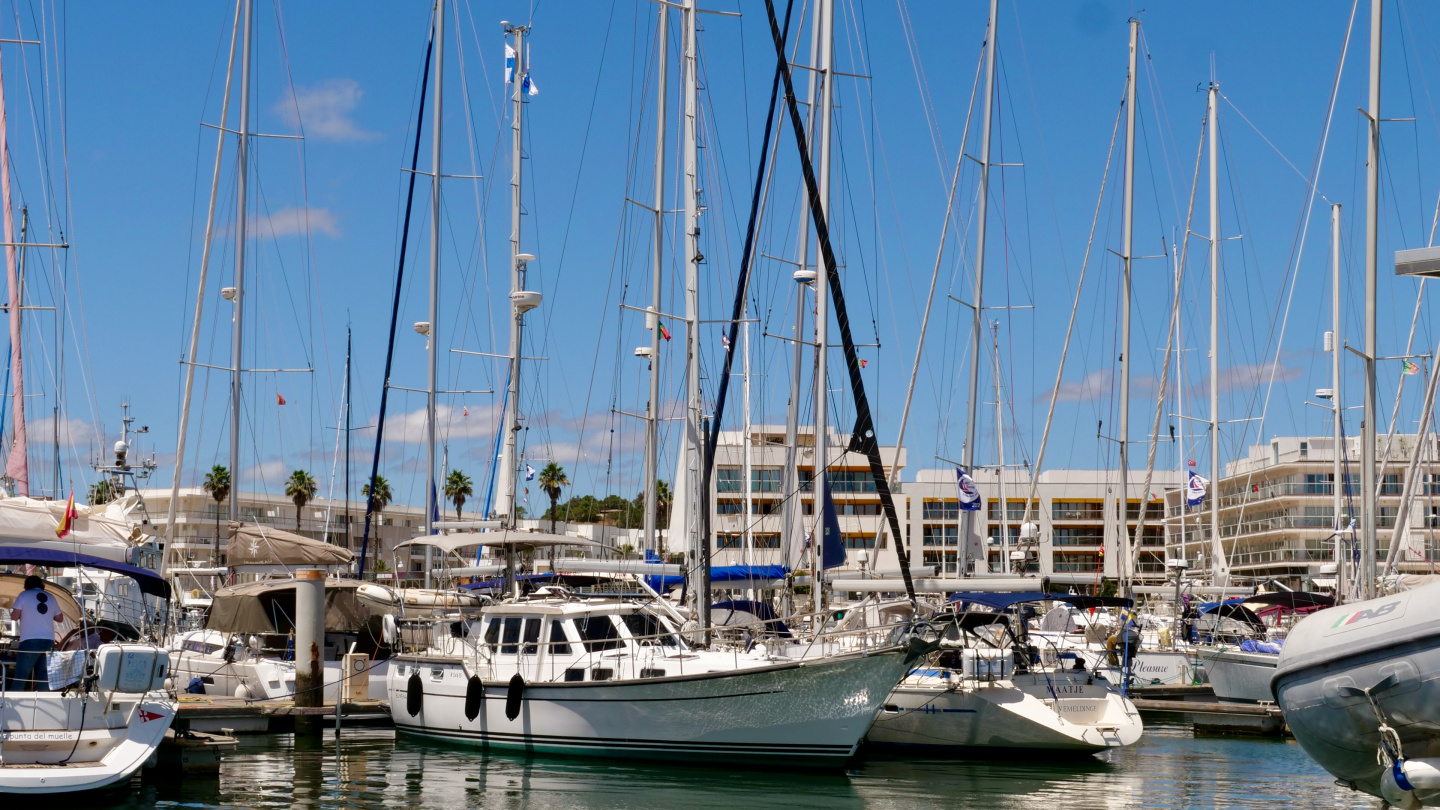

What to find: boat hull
left=0, top=692, right=176, bottom=794
left=389, top=649, right=910, bottom=767
left=1198, top=646, right=1278, bottom=703
left=866, top=671, right=1142, bottom=753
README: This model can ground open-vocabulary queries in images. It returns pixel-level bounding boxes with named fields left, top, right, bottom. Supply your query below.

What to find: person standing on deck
left=10, top=574, right=63, bottom=690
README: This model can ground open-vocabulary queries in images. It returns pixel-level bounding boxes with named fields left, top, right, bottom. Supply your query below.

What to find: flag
left=1186, top=470, right=1208, bottom=507
left=462, top=406, right=469, bottom=417
left=955, top=467, right=981, bottom=511
left=277, top=392, right=286, bottom=406
left=721, top=334, right=731, bottom=350
left=505, top=44, right=516, bottom=84
left=522, top=73, right=538, bottom=96
left=1187, top=459, right=1196, bottom=467
left=1404, top=359, right=1421, bottom=376
left=860, top=359, right=868, bottom=369
left=55, top=490, right=77, bottom=538
left=525, top=464, right=536, bottom=481
left=660, top=324, right=672, bottom=341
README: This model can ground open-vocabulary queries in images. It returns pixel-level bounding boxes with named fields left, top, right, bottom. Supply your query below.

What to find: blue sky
left=8, top=0, right=1440, bottom=512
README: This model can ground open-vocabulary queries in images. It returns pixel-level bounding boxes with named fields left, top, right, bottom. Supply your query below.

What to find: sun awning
left=225, top=522, right=353, bottom=568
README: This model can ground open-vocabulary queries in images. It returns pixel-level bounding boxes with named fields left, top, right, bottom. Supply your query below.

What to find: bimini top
left=0, top=546, right=169, bottom=599
left=397, top=530, right=606, bottom=554
left=947, top=592, right=1132, bottom=611
left=206, top=578, right=394, bottom=634
left=1198, top=591, right=1334, bottom=614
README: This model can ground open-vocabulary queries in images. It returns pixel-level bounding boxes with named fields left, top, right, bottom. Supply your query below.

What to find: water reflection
left=103, top=723, right=1373, bottom=809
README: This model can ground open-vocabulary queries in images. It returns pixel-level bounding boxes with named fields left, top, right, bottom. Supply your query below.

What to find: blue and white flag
left=955, top=467, right=981, bottom=511
left=525, top=464, right=537, bottom=482
left=505, top=43, right=516, bottom=84
left=1186, top=470, right=1209, bottom=507
left=522, top=72, right=539, bottom=96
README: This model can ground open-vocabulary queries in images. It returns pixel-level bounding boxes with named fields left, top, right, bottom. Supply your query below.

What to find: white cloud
left=250, top=206, right=341, bottom=239
left=1047, top=369, right=1113, bottom=403
left=280, top=79, right=377, bottom=142
left=1192, top=361, right=1302, bottom=397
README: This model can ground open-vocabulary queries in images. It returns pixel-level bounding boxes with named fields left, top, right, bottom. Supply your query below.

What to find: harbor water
left=101, top=723, right=1371, bottom=809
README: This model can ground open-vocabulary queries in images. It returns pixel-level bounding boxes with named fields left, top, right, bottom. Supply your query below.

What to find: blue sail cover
left=818, top=471, right=846, bottom=569
left=0, top=546, right=169, bottom=599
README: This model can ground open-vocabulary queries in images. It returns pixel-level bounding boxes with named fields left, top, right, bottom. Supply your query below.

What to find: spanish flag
left=55, top=490, right=77, bottom=538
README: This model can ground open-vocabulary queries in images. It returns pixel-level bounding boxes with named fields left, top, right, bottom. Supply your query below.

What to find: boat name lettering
left=1331, top=601, right=1400, bottom=629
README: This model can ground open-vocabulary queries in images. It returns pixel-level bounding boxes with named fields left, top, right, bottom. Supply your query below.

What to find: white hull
left=389, top=649, right=911, bottom=766
left=169, top=630, right=391, bottom=701
left=1198, top=646, right=1276, bottom=703
left=0, top=691, right=175, bottom=794
left=866, top=670, right=1143, bottom=752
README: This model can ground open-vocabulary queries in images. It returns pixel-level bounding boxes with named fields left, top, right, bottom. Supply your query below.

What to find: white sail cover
left=0, top=493, right=141, bottom=555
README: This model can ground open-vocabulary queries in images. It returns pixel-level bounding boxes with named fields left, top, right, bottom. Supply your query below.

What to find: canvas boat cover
left=0, top=493, right=145, bottom=555
left=205, top=578, right=394, bottom=634
left=225, top=522, right=353, bottom=568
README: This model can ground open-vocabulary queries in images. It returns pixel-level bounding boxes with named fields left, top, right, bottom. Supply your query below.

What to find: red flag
left=277, top=393, right=287, bottom=406
left=463, top=406, right=469, bottom=417
left=660, top=324, right=672, bottom=341
left=55, top=490, right=77, bottom=538
left=860, top=359, right=869, bottom=368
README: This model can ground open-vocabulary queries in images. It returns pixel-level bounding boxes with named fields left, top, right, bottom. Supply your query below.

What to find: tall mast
left=643, top=6, right=668, bottom=556
left=742, top=311, right=753, bottom=582
left=1361, top=0, right=1381, bottom=601
left=345, top=326, right=352, bottom=550
left=1207, top=81, right=1227, bottom=586
left=992, top=320, right=1008, bottom=570
left=423, top=0, right=444, bottom=588
left=781, top=0, right=823, bottom=576
left=1117, top=18, right=1138, bottom=589
left=961, top=0, right=998, bottom=577
left=1174, top=235, right=1187, bottom=569
left=811, top=0, right=834, bottom=617
left=228, top=0, right=255, bottom=522
left=499, top=21, right=530, bottom=530
left=1331, top=203, right=1346, bottom=599
left=681, top=0, right=703, bottom=625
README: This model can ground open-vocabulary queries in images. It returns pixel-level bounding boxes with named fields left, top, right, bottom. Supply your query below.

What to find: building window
left=922, top=549, right=960, bottom=575
left=753, top=500, right=780, bottom=515
left=717, top=468, right=743, bottom=493
left=717, top=501, right=744, bottom=515
left=843, top=534, right=876, bottom=549
left=987, top=501, right=1036, bottom=521
left=837, top=502, right=881, bottom=516
left=1124, top=500, right=1163, bottom=520
left=923, top=499, right=958, bottom=520
left=717, top=534, right=742, bottom=549
left=1053, top=527, right=1104, bottom=547
left=752, top=468, right=782, bottom=493
left=754, top=534, right=781, bottom=549
left=923, top=526, right=958, bottom=547
left=987, top=525, right=1020, bottom=544
left=829, top=471, right=877, bottom=493
left=1299, top=441, right=1309, bottom=457
left=1052, top=501, right=1103, bottom=521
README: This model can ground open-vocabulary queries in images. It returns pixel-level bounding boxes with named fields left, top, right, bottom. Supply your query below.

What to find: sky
left=5, top=0, right=1440, bottom=514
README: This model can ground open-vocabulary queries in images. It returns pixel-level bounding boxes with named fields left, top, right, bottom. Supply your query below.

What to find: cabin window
left=500, top=617, right=523, bottom=654
left=623, top=613, right=677, bottom=647
left=484, top=619, right=501, bottom=652
left=549, top=620, right=571, bottom=655
left=640, top=668, right=666, bottom=679
left=591, top=668, right=614, bottom=681
left=564, top=668, right=585, bottom=682
left=573, top=615, right=623, bottom=652
left=522, top=618, right=542, bottom=655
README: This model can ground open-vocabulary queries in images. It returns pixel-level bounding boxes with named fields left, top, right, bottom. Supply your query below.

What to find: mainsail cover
left=226, top=521, right=354, bottom=568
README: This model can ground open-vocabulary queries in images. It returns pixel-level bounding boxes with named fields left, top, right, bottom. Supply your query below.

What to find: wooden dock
left=1129, top=687, right=1287, bottom=735
left=175, top=696, right=392, bottom=733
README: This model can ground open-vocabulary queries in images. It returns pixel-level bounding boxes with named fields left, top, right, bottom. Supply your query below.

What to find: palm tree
left=363, top=475, right=393, bottom=523
left=537, top=463, right=569, bottom=534
left=202, top=465, right=231, bottom=552
left=284, top=469, right=318, bottom=532
left=655, top=479, right=672, bottom=527
left=88, top=478, right=115, bottom=506
left=443, top=470, right=473, bottom=522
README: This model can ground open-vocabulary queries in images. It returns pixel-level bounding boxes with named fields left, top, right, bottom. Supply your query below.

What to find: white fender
left=235, top=682, right=252, bottom=700
left=1381, top=758, right=1440, bottom=809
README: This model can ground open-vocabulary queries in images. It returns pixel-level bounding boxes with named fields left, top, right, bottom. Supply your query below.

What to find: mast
left=345, top=327, right=352, bottom=550
left=811, top=0, right=834, bottom=617
left=960, top=0, right=998, bottom=577
left=681, top=0, right=704, bottom=628
left=1331, top=203, right=1346, bottom=599
left=992, top=320, right=1008, bottom=570
left=228, top=0, right=255, bottom=522
left=781, top=0, right=823, bottom=578
left=1361, top=0, right=1380, bottom=601
left=742, top=316, right=753, bottom=580
left=643, top=4, right=668, bottom=557
left=1174, top=234, right=1186, bottom=570
left=498, top=22, right=530, bottom=529
left=1117, top=18, right=1138, bottom=591
left=423, top=0, right=444, bottom=588
left=1207, top=81, right=1227, bottom=586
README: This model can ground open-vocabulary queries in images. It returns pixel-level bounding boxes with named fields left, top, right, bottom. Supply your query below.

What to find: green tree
left=538, top=463, right=569, bottom=534
left=88, top=478, right=115, bottom=506
left=444, top=469, right=473, bottom=522
left=363, top=476, right=393, bottom=520
left=655, top=479, right=672, bottom=528
left=285, top=469, right=318, bottom=531
left=202, top=465, right=231, bottom=553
